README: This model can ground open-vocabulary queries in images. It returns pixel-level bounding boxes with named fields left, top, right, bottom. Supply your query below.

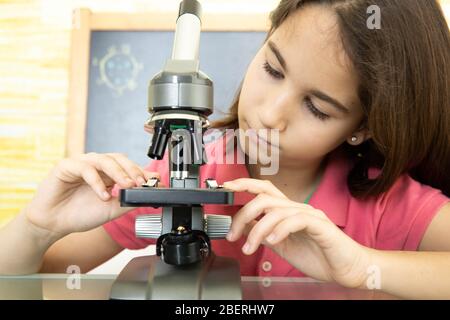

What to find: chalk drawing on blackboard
left=91, top=44, right=143, bottom=96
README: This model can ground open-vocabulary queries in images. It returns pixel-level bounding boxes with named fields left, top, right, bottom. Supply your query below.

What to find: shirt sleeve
left=374, top=174, right=449, bottom=251
left=102, top=156, right=167, bottom=250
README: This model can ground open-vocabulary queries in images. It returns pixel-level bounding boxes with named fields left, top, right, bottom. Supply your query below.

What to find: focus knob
left=204, top=214, right=231, bottom=239
left=135, top=214, right=163, bottom=239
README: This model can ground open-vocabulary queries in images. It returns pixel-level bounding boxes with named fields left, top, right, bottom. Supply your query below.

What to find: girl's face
left=238, top=5, right=366, bottom=168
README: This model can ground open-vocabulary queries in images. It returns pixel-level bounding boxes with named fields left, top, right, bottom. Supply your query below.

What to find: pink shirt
left=103, top=132, right=449, bottom=277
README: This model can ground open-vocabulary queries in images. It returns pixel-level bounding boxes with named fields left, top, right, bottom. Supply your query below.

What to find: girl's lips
left=247, top=130, right=280, bottom=149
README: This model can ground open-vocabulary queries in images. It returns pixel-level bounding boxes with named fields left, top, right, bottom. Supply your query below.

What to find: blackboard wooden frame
left=66, top=8, right=269, bottom=157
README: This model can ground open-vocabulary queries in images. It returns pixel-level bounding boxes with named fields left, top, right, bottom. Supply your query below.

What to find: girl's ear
left=346, top=128, right=372, bottom=146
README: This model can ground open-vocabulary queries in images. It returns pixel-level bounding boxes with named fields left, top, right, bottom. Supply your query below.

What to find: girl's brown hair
left=211, top=0, right=450, bottom=199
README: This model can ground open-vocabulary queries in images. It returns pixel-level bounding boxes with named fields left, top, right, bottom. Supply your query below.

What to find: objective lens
left=148, top=121, right=170, bottom=159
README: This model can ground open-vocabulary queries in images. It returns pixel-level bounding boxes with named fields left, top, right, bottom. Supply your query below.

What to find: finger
left=242, top=220, right=257, bottom=237
left=107, top=153, right=148, bottom=186
left=144, top=123, right=155, bottom=134
left=228, top=193, right=312, bottom=241
left=58, top=159, right=111, bottom=201
left=267, top=212, right=329, bottom=246
left=98, top=171, right=115, bottom=186
left=80, top=153, right=135, bottom=188
left=81, top=165, right=113, bottom=201
left=243, top=207, right=298, bottom=255
left=223, top=178, right=287, bottom=199
left=54, top=159, right=114, bottom=200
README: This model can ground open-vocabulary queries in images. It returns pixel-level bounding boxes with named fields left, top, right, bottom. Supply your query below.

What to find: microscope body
left=110, top=0, right=242, bottom=300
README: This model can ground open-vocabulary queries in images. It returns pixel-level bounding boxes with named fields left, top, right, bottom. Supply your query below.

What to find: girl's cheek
left=244, top=77, right=267, bottom=109
left=239, top=58, right=271, bottom=118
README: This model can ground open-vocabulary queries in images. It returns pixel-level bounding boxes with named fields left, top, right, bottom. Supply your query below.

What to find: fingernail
left=266, top=233, right=276, bottom=243
left=242, top=242, right=251, bottom=254
left=102, top=191, right=110, bottom=199
left=125, top=177, right=134, bottom=184
left=226, top=231, right=234, bottom=241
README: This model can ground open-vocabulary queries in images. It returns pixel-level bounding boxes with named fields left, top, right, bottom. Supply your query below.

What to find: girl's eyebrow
left=268, top=40, right=288, bottom=72
left=309, top=89, right=351, bottom=114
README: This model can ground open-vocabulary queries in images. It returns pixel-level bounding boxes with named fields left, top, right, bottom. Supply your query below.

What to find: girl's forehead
left=274, top=5, right=349, bottom=68
left=267, top=6, right=360, bottom=113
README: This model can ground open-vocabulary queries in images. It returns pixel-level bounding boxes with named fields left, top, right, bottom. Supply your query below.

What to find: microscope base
left=109, top=253, right=242, bottom=300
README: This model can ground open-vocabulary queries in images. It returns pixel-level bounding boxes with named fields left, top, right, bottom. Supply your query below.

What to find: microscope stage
left=120, top=187, right=234, bottom=207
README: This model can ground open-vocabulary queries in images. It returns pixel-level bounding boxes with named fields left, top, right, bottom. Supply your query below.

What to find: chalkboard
left=84, top=31, right=267, bottom=167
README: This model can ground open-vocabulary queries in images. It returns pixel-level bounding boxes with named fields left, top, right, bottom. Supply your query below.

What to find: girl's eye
left=262, top=61, right=329, bottom=121
left=305, top=97, right=330, bottom=121
left=263, top=61, right=284, bottom=79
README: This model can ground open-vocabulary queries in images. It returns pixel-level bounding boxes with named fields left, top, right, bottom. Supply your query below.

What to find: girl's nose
left=258, top=91, right=293, bottom=132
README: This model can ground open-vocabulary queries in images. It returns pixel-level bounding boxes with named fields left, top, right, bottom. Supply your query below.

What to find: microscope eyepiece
left=178, top=0, right=201, bottom=20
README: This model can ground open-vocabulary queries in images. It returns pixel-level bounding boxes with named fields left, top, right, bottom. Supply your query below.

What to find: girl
left=1, top=0, right=449, bottom=299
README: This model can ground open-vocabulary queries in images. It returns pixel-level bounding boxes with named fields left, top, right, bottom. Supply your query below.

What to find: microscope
left=109, top=0, right=242, bottom=300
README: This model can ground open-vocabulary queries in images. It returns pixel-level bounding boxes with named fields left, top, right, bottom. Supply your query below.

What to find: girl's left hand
left=223, top=178, right=373, bottom=289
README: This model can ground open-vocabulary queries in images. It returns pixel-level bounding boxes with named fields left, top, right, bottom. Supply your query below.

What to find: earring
left=351, top=136, right=358, bottom=142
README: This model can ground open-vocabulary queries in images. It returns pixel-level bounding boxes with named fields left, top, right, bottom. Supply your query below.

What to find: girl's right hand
left=24, top=152, right=160, bottom=240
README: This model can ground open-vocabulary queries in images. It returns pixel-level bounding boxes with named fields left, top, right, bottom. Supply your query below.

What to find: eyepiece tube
left=171, top=0, right=202, bottom=61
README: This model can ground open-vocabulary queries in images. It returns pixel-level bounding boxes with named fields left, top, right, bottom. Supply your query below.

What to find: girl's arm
left=0, top=214, right=123, bottom=275
left=0, top=211, right=59, bottom=275
left=39, top=226, right=123, bottom=273
left=367, top=202, right=450, bottom=299
left=368, top=248, right=450, bottom=299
